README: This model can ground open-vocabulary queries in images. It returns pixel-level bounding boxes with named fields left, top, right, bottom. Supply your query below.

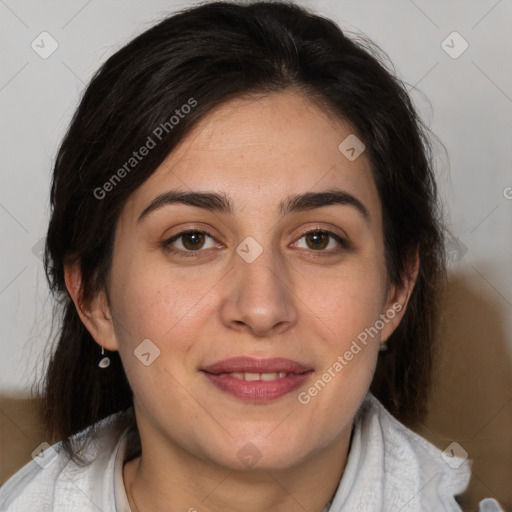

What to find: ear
left=379, top=248, right=420, bottom=343
left=64, top=263, right=119, bottom=352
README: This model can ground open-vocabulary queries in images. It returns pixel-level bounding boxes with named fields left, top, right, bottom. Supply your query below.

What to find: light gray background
left=5, top=0, right=512, bottom=393
left=1, top=0, right=511, bottom=507
left=5, top=0, right=511, bottom=395
left=0, top=0, right=510, bottom=402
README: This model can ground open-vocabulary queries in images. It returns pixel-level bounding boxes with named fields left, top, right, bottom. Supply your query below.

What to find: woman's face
left=91, top=90, right=411, bottom=471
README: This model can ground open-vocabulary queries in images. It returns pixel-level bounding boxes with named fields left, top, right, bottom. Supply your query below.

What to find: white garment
left=0, top=392, right=505, bottom=511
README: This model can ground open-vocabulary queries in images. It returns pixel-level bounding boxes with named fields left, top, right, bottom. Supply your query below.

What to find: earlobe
left=64, top=263, right=119, bottom=352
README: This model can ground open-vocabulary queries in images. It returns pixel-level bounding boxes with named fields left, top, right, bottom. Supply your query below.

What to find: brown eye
left=293, top=229, right=348, bottom=254
left=181, top=231, right=206, bottom=250
left=305, top=231, right=329, bottom=250
left=163, top=229, right=217, bottom=255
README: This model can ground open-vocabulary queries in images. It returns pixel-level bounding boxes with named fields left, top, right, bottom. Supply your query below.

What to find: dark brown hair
left=41, top=0, right=446, bottom=456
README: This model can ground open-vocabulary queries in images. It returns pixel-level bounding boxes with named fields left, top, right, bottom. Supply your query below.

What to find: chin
left=204, top=435, right=312, bottom=473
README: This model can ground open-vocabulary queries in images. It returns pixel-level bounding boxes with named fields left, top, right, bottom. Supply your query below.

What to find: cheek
left=295, top=273, right=383, bottom=439
left=111, top=259, right=208, bottom=340
left=109, top=266, right=212, bottom=417
left=109, top=258, right=223, bottom=395
left=300, top=258, right=387, bottom=343
left=294, top=253, right=386, bottom=403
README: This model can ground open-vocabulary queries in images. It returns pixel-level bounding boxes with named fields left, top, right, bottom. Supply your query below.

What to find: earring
left=379, top=343, right=388, bottom=352
left=98, top=347, right=111, bottom=368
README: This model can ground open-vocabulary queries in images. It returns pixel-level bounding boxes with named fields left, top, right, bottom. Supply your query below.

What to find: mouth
left=200, top=356, right=314, bottom=402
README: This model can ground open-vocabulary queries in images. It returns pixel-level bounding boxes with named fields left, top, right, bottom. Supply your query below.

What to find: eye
left=162, top=229, right=218, bottom=256
left=293, top=229, right=348, bottom=254
left=162, top=227, right=349, bottom=259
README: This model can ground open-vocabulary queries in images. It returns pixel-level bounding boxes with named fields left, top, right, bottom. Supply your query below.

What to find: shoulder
left=0, top=412, right=130, bottom=512
left=354, top=393, right=505, bottom=512
left=0, top=443, right=69, bottom=511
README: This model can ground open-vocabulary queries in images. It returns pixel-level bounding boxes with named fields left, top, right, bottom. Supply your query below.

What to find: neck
left=123, top=424, right=353, bottom=512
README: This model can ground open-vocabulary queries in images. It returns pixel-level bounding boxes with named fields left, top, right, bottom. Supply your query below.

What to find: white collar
left=113, top=431, right=132, bottom=512
left=109, top=393, right=498, bottom=512
left=328, top=392, right=471, bottom=511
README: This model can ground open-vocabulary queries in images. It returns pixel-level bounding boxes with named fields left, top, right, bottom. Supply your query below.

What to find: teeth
left=260, top=372, right=279, bottom=381
left=219, top=372, right=289, bottom=381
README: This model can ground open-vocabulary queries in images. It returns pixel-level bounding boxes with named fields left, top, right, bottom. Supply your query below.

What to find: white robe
left=0, top=392, right=505, bottom=511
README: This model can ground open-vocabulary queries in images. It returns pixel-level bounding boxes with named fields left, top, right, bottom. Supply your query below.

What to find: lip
left=200, top=356, right=314, bottom=402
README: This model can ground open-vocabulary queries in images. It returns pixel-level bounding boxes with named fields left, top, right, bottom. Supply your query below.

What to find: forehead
left=122, top=89, right=380, bottom=223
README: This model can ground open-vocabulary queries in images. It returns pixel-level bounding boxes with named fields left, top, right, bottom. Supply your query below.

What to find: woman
left=0, top=1, right=505, bottom=511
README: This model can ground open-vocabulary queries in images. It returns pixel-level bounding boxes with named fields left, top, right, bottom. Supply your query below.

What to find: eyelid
left=293, top=226, right=350, bottom=251
left=162, top=229, right=220, bottom=257
left=162, top=225, right=349, bottom=257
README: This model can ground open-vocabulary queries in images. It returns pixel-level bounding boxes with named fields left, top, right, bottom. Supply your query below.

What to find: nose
left=219, top=243, right=299, bottom=338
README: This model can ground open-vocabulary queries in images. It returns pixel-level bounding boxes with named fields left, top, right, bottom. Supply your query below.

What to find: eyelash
left=161, top=228, right=349, bottom=259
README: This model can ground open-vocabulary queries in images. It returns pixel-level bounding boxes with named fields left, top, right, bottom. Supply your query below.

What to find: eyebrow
left=137, top=188, right=370, bottom=224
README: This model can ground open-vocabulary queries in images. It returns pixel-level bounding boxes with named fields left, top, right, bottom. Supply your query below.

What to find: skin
left=65, top=89, right=418, bottom=512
